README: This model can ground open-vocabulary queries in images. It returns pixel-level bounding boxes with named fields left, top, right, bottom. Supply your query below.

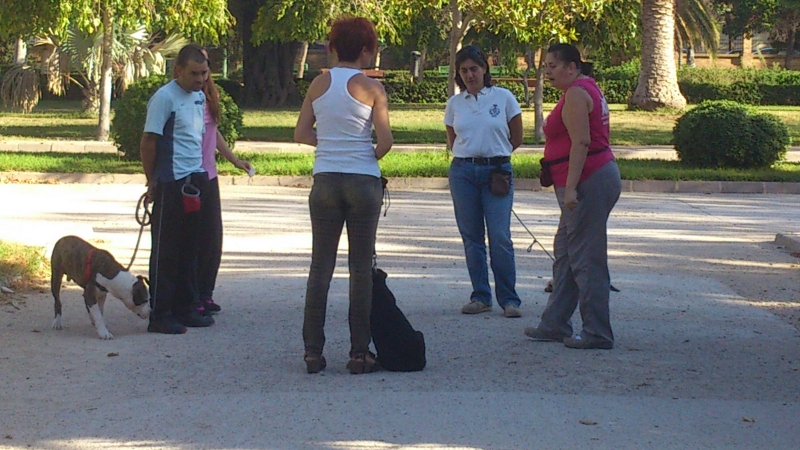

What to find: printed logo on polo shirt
left=489, top=104, right=500, bottom=117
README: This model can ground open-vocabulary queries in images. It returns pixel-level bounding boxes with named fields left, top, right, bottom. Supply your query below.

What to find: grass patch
left=1, top=151, right=799, bottom=181
left=6, top=101, right=800, bottom=146
left=0, top=240, right=49, bottom=290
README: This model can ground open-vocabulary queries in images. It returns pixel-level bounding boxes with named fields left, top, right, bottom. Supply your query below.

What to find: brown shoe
left=564, top=336, right=613, bottom=350
left=502, top=304, right=522, bottom=318
left=304, top=354, right=327, bottom=374
left=461, top=301, right=492, bottom=315
left=346, top=352, right=379, bottom=374
left=523, top=326, right=569, bottom=342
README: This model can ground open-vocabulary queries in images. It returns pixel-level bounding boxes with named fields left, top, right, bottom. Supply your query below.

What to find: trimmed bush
left=111, top=74, right=243, bottom=161
left=673, top=100, right=789, bottom=169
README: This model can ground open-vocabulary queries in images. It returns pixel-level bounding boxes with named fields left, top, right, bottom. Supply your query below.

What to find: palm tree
left=630, top=0, right=687, bottom=110
left=675, top=0, right=720, bottom=66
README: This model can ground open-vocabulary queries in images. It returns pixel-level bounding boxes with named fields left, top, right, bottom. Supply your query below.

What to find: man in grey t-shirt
left=140, top=44, right=214, bottom=334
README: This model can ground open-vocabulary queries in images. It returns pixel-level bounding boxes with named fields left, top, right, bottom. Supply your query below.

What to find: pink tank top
left=543, top=77, right=614, bottom=187
left=201, top=105, right=218, bottom=180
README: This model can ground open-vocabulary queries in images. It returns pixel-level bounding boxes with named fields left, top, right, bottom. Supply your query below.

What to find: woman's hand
left=234, top=159, right=253, bottom=173
left=564, top=187, right=579, bottom=210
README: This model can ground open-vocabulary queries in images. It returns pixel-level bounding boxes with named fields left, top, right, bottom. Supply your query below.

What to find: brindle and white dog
left=50, top=235, right=150, bottom=339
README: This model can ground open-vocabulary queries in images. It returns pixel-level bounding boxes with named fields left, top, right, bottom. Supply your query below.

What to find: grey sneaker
left=461, top=301, right=492, bottom=314
left=564, top=335, right=613, bottom=350
left=502, top=304, right=522, bottom=318
left=523, top=326, right=569, bottom=342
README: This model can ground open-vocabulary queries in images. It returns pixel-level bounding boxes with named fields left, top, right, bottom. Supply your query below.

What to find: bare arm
left=140, top=132, right=159, bottom=199
left=293, top=84, right=318, bottom=146
left=446, top=126, right=456, bottom=151
left=372, top=82, right=393, bottom=160
left=562, top=87, right=593, bottom=191
left=508, top=113, right=523, bottom=151
left=215, top=129, right=252, bottom=173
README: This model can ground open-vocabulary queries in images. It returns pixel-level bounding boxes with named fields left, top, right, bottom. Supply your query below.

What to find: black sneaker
left=196, top=305, right=213, bottom=317
left=204, top=299, right=221, bottom=314
left=176, top=311, right=215, bottom=327
left=148, top=317, right=188, bottom=334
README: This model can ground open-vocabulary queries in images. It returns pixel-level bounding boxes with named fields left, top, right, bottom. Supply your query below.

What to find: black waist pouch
left=539, top=158, right=554, bottom=188
left=490, top=167, right=511, bottom=196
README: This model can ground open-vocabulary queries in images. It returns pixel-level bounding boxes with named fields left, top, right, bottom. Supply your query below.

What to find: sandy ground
left=0, top=184, right=798, bottom=450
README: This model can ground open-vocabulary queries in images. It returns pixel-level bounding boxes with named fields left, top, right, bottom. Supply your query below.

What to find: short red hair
left=328, top=17, right=378, bottom=63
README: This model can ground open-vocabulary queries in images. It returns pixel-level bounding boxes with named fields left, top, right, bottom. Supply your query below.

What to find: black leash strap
left=126, top=192, right=152, bottom=271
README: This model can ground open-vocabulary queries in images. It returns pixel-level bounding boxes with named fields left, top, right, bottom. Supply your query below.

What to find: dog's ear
left=136, top=275, right=149, bottom=288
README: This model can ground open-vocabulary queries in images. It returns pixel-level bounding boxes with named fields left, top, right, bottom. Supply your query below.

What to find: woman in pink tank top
left=524, top=44, right=622, bottom=350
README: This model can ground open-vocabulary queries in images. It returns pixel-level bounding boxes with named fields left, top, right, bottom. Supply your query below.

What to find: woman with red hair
left=294, top=17, right=393, bottom=375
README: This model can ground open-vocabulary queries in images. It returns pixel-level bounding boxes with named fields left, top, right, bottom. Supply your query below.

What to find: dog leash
left=511, top=209, right=554, bottom=261
left=511, top=209, right=619, bottom=292
left=126, top=192, right=152, bottom=271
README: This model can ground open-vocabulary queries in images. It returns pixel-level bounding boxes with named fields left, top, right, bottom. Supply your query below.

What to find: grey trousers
left=303, top=173, right=383, bottom=358
left=538, top=161, right=621, bottom=344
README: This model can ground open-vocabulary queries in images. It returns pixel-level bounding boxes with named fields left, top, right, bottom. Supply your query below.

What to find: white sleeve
left=444, top=97, right=456, bottom=127
left=504, top=89, right=522, bottom=121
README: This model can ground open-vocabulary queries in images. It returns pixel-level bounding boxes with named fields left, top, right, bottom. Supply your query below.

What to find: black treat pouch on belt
left=539, top=158, right=554, bottom=188
left=181, top=177, right=201, bottom=213
left=489, top=167, right=511, bottom=196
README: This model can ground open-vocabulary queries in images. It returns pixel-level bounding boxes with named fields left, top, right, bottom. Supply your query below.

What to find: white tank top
left=311, top=67, right=380, bottom=178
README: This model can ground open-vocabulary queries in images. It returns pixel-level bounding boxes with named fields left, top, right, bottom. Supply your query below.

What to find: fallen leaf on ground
left=742, top=417, right=756, bottom=423
left=31, top=329, right=40, bottom=333
left=579, top=420, right=598, bottom=425
left=107, top=352, right=119, bottom=357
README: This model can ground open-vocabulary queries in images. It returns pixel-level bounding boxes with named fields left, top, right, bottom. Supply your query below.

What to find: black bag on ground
left=370, top=268, right=426, bottom=372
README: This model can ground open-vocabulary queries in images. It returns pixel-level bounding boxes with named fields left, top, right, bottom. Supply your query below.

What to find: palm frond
left=675, top=0, right=720, bottom=55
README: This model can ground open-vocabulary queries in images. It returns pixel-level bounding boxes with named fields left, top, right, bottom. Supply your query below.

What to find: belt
left=454, top=156, right=510, bottom=165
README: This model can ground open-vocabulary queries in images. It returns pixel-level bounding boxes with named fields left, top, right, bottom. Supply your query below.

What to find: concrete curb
left=3, top=172, right=800, bottom=194
left=775, top=232, right=800, bottom=255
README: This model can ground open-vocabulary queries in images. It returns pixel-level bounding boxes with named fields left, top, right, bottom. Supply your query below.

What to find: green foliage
left=215, top=83, right=244, bottom=148
left=678, top=67, right=800, bottom=105
left=673, top=100, right=790, bottom=168
left=110, top=74, right=244, bottom=161
left=111, top=74, right=168, bottom=160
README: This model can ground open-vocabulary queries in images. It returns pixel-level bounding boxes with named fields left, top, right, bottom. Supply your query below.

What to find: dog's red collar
left=85, top=249, right=95, bottom=283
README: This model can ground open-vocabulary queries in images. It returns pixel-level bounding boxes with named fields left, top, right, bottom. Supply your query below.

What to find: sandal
left=346, top=352, right=379, bottom=375
left=304, top=354, right=327, bottom=374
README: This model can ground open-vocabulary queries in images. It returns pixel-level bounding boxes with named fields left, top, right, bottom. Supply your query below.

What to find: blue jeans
left=449, top=159, right=520, bottom=308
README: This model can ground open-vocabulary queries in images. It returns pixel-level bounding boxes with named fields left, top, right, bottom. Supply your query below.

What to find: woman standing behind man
left=445, top=45, right=523, bottom=318
left=524, top=43, right=621, bottom=350
left=294, top=17, right=393, bottom=374
left=195, top=49, right=253, bottom=316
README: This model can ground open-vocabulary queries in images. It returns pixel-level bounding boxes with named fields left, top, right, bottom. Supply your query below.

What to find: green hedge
left=288, top=64, right=800, bottom=105
left=673, top=100, right=789, bottom=168
left=111, top=74, right=243, bottom=161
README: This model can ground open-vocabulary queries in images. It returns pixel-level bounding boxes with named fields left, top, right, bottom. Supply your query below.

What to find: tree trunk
left=97, top=5, right=113, bottom=141
left=297, top=41, right=309, bottom=79
left=419, top=46, right=427, bottom=83
left=522, top=46, right=533, bottom=108
left=785, top=27, right=796, bottom=70
left=629, top=0, right=686, bottom=110
left=13, top=38, right=27, bottom=66
left=233, top=0, right=301, bottom=107
left=534, top=48, right=546, bottom=143
left=448, top=0, right=471, bottom=97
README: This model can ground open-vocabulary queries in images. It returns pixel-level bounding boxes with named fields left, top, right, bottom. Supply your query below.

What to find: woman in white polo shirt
left=445, top=45, right=524, bottom=318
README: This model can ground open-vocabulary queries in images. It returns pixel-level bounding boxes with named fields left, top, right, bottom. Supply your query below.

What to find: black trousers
left=197, top=176, right=222, bottom=299
left=149, top=172, right=212, bottom=319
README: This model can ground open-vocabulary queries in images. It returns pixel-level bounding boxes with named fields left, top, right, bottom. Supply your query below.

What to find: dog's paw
left=97, top=329, right=115, bottom=340
left=52, top=315, right=63, bottom=330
